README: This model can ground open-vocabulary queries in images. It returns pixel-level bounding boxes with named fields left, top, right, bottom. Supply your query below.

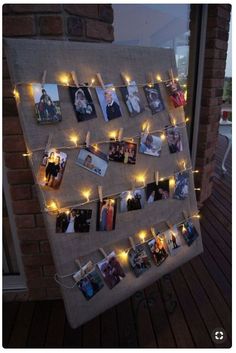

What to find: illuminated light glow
left=182, top=84, right=187, bottom=88
left=13, top=88, right=20, bottom=100
left=66, top=209, right=70, bottom=215
left=182, top=224, right=187, bottom=232
left=126, top=192, right=133, bottom=201
left=142, top=121, right=150, bottom=133
left=111, top=87, right=116, bottom=91
left=182, top=160, right=186, bottom=169
left=194, top=188, right=201, bottom=191
left=93, top=144, right=99, bottom=152
left=91, top=78, right=95, bottom=85
left=125, top=76, right=131, bottom=85
left=47, top=201, right=58, bottom=211
left=172, top=117, right=177, bottom=126
left=70, top=135, right=79, bottom=146
left=160, top=133, right=166, bottom=141
left=22, top=152, right=31, bottom=157
left=136, top=174, right=146, bottom=186
left=60, top=74, right=70, bottom=86
left=120, top=250, right=128, bottom=261
left=185, top=117, right=190, bottom=123
left=148, top=83, right=153, bottom=88
left=139, top=231, right=146, bottom=243
left=159, top=177, right=164, bottom=181
left=175, top=77, right=179, bottom=82
left=82, top=190, right=91, bottom=202
left=193, top=170, right=199, bottom=173
left=156, top=74, right=162, bottom=82
left=169, top=178, right=175, bottom=187
left=110, top=199, right=115, bottom=204
left=194, top=214, right=201, bottom=219
left=109, top=130, right=118, bottom=140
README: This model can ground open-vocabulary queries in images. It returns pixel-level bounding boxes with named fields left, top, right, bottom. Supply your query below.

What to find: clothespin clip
left=85, top=131, right=90, bottom=148
left=128, top=236, right=136, bottom=251
left=150, top=227, right=157, bottom=239
left=182, top=210, right=189, bottom=223
left=118, top=128, right=124, bottom=142
left=168, top=68, right=175, bottom=83
left=169, top=112, right=176, bottom=126
left=142, top=120, right=150, bottom=133
left=155, top=171, right=159, bottom=186
left=99, top=247, right=108, bottom=259
left=96, top=73, right=105, bottom=90
left=166, top=220, right=173, bottom=231
left=41, top=70, right=47, bottom=88
left=75, top=258, right=85, bottom=276
left=98, top=185, right=103, bottom=203
left=120, top=72, right=131, bottom=86
left=45, top=133, right=53, bottom=152
left=146, top=72, right=154, bottom=87
left=71, top=70, right=79, bottom=88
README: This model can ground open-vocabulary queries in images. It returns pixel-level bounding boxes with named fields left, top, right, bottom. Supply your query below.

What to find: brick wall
left=3, top=4, right=114, bottom=301
left=194, top=4, right=231, bottom=205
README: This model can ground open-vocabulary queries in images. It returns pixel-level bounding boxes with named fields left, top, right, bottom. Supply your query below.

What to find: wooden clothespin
left=96, top=73, right=105, bottom=90
left=146, top=72, right=154, bottom=87
left=128, top=236, right=136, bottom=251
left=71, top=70, right=79, bottom=88
left=169, top=112, right=176, bottom=126
left=99, top=247, right=108, bottom=259
left=168, top=68, right=175, bottom=83
left=150, top=227, right=157, bottom=239
left=155, top=171, right=159, bottom=186
left=41, top=70, right=47, bottom=88
left=98, top=185, right=103, bottom=203
left=45, top=133, right=53, bottom=152
left=120, top=72, right=130, bottom=86
left=166, top=220, right=173, bottom=230
left=118, top=128, right=124, bottom=142
left=73, top=258, right=85, bottom=282
left=182, top=210, right=189, bottom=223
left=85, top=131, right=90, bottom=148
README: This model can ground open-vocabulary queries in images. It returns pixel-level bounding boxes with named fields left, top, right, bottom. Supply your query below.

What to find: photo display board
left=6, top=39, right=203, bottom=328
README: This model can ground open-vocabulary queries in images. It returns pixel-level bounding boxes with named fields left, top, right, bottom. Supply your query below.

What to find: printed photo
left=97, top=251, right=125, bottom=289
left=139, top=133, right=162, bottom=157
left=97, top=198, right=117, bottom=231
left=165, top=79, right=186, bottom=108
left=166, top=126, right=183, bottom=153
left=179, top=220, right=199, bottom=246
left=165, top=227, right=182, bottom=256
left=73, top=261, right=104, bottom=301
left=173, top=171, right=189, bottom=200
left=109, top=141, right=137, bottom=164
left=146, top=180, right=170, bottom=203
left=143, top=83, right=165, bottom=114
left=69, top=86, right=97, bottom=122
left=76, top=146, right=109, bottom=177
left=120, top=81, right=144, bottom=117
left=148, top=235, right=168, bottom=266
left=120, top=188, right=145, bottom=213
left=38, top=148, right=67, bottom=189
left=128, top=244, right=151, bottom=277
left=96, top=84, right=122, bottom=122
left=32, top=83, right=62, bottom=124
left=56, top=208, right=92, bottom=233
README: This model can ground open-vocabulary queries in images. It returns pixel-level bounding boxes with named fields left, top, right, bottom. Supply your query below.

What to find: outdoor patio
left=3, top=134, right=231, bottom=348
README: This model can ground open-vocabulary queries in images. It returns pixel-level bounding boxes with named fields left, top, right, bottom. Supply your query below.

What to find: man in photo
left=146, top=181, right=170, bottom=203
left=104, top=88, right=122, bottom=120
left=139, top=133, right=162, bottom=156
left=139, top=134, right=153, bottom=153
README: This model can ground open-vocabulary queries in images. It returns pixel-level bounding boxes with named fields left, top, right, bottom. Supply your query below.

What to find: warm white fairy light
left=160, top=132, right=166, bottom=141
left=70, top=134, right=79, bottom=146
left=82, top=189, right=91, bottom=202
left=156, top=74, right=162, bottom=82
left=59, top=74, right=70, bottom=86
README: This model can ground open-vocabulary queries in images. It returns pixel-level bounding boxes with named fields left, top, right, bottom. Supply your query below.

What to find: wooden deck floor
left=3, top=134, right=232, bottom=348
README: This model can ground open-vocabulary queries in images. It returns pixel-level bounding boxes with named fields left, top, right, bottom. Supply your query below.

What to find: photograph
left=165, top=79, right=186, bottom=108
left=120, top=188, right=145, bottom=213
left=97, top=198, right=117, bottom=231
left=164, top=227, right=182, bottom=256
left=97, top=251, right=126, bottom=289
left=56, top=208, right=92, bottom=234
left=69, top=86, right=97, bottom=122
left=139, top=133, right=162, bottom=157
left=173, top=171, right=189, bottom=200
left=179, top=220, right=199, bottom=246
left=96, top=84, right=122, bottom=122
left=146, top=180, right=170, bottom=203
left=76, top=146, right=109, bottom=177
left=143, top=83, right=165, bottom=114
left=32, top=83, right=62, bottom=124
left=109, top=141, right=137, bottom=164
left=120, top=81, right=144, bottom=117
left=166, top=126, right=183, bottom=153
left=148, top=235, right=168, bottom=266
left=38, top=148, right=67, bottom=189
left=128, top=244, right=151, bottom=277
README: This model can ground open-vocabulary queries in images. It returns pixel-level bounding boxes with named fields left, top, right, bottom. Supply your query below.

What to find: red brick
left=3, top=135, right=26, bottom=152
left=39, top=16, right=63, bottom=35
left=39, top=240, right=51, bottom=253
left=27, top=276, right=57, bottom=289
left=67, top=17, right=84, bottom=37
left=10, top=4, right=61, bottom=13
left=204, top=59, right=227, bottom=70
left=3, top=79, right=14, bottom=98
left=86, top=19, right=114, bottom=41
left=205, top=48, right=227, bottom=60
left=24, top=266, right=43, bottom=279
left=3, top=116, right=23, bottom=135
left=20, top=241, right=39, bottom=254
left=35, top=214, right=45, bottom=227
left=43, top=264, right=56, bottom=276
left=7, top=169, right=34, bottom=185
left=202, top=87, right=223, bottom=98
left=22, top=253, right=53, bottom=266
left=3, top=98, right=18, bottom=116
left=204, top=68, right=225, bottom=79
left=3, top=15, right=36, bottom=36
left=204, top=78, right=225, bottom=88
left=5, top=153, right=28, bottom=169
left=28, top=288, right=47, bottom=301
left=98, top=4, right=113, bottom=24
left=207, top=16, right=230, bottom=31
left=15, top=214, right=35, bottom=228
left=18, top=227, right=48, bottom=241
left=12, top=199, right=41, bottom=214
left=201, top=96, right=222, bottom=106
left=64, top=4, right=99, bottom=19
left=10, top=185, right=32, bottom=200
left=46, top=287, right=62, bottom=299
left=206, top=38, right=228, bottom=51
left=207, top=27, right=229, bottom=41
left=208, top=5, right=231, bottom=20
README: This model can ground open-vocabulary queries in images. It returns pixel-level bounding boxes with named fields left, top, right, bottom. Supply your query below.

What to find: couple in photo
left=98, top=199, right=115, bottom=231
left=43, top=151, right=65, bottom=188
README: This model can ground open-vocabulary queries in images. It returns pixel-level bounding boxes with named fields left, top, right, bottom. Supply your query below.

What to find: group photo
left=120, top=188, right=145, bottom=213
left=109, top=141, right=137, bottom=164
left=98, top=252, right=125, bottom=289
left=56, top=208, right=92, bottom=234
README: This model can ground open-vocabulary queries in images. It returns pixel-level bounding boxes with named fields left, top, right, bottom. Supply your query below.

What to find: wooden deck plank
left=82, top=316, right=100, bottom=347
left=63, top=319, right=83, bottom=347
left=116, top=298, right=138, bottom=347
left=2, top=302, right=20, bottom=347
left=100, top=306, right=119, bottom=347
left=44, top=300, right=66, bottom=347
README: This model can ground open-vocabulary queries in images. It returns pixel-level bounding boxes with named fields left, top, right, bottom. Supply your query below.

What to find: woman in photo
left=126, top=85, right=141, bottom=114
left=106, top=200, right=114, bottom=231
left=169, top=81, right=186, bottom=107
left=147, top=190, right=155, bottom=203
left=128, top=149, right=136, bottom=164
left=74, top=88, right=93, bottom=115
left=51, top=156, right=61, bottom=188
left=167, top=129, right=182, bottom=153
left=45, top=151, right=55, bottom=185
left=99, top=200, right=109, bottom=231
left=65, top=209, right=77, bottom=233
left=84, top=154, right=95, bottom=170
left=158, top=187, right=169, bottom=199
left=124, top=148, right=129, bottom=164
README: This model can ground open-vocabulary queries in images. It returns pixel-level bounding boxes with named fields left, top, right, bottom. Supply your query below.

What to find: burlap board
left=5, top=38, right=203, bottom=328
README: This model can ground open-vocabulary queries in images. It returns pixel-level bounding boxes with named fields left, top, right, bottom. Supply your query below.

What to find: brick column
left=3, top=4, right=114, bottom=301
left=194, top=4, right=231, bottom=205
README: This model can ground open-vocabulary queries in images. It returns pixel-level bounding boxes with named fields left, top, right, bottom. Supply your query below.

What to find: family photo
left=146, top=180, right=170, bottom=203
left=97, top=198, right=117, bottom=231
left=148, top=235, right=168, bottom=266
left=76, top=146, right=109, bottom=177
left=166, top=126, right=183, bottom=153
left=96, top=84, right=122, bottom=122
left=173, top=171, right=189, bottom=200
left=128, top=244, right=151, bottom=277
left=120, top=81, right=144, bottom=117
left=139, top=133, right=162, bottom=157
left=165, top=227, right=182, bottom=256
left=32, top=83, right=62, bottom=124
left=180, top=220, right=199, bottom=246
left=120, top=188, right=145, bottom=213
left=77, top=269, right=104, bottom=301
left=165, top=79, right=186, bottom=108
left=56, top=208, right=92, bottom=233
left=109, top=141, right=137, bottom=164
left=143, top=83, right=165, bottom=114
left=38, top=148, right=67, bottom=189
left=97, top=251, right=126, bottom=289
left=69, top=86, right=97, bottom=122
